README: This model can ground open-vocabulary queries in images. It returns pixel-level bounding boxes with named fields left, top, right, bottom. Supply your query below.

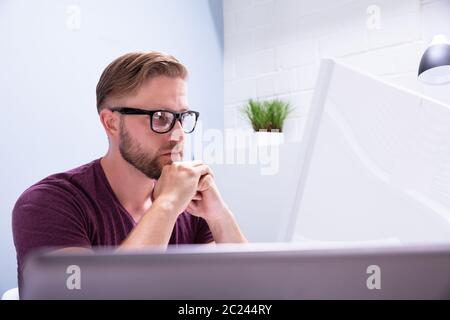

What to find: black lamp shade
left=418, top=43, right=450, bottom=85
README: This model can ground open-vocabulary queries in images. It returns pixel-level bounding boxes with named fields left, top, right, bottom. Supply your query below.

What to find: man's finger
left=198, top=174, right=214, bottom=192
left=190, top=161, right=214, bottom=177
left=192, top=192, right=202, bottom=201
left=191, top=160, right=205, bottom=167
left=171, top=160, right=203, bottom=168
left=186, top=201, right=199, bottom=215
left=192, top=164, right=213, bottom=177
left=178, top=160, right=204, bottom=166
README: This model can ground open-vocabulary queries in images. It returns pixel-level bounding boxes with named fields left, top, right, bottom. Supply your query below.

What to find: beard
left=118, top=119, right=183, bottom=179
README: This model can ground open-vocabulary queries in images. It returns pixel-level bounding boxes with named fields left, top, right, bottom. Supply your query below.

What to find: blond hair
left=96, top=51, right=188, bottom=113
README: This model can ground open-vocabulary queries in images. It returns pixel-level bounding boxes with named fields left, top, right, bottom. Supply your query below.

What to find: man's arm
left=51, top=201, right=245, bottom=254
left=116, top=162, right=213, bottom=250
left=117, top=198, right=179, bottom=250
left=186, top=174, right=247, bottom=244
left=45, top=162, right=213, bottom=255
left=50, top=197, right=198, bottom=254
left=205, top=207, right=247, bottom=243
left=48, top=162, right=246, bottom=256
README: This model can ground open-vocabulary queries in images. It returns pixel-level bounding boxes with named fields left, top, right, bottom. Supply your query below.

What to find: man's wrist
left=204, top=205, right=233, bottom=225
left=204, top=207, right=247, bottom=243
left=151, top=197, right=181, bottom=220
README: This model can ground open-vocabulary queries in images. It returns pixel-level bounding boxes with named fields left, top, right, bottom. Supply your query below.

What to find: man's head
left=97, top=51, right=193, bottom=179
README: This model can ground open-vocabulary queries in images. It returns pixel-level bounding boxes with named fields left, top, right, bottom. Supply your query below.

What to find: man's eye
left=155, top=112, right=167, bottom=120
left=153, top=112, right=174, bottom=126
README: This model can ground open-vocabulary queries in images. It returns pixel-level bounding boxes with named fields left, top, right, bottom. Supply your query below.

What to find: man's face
left=117, top=76, right=188, bottom=179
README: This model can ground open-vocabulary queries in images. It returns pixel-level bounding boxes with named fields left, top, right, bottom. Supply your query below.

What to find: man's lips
left=161, top=151, right=179, bottom=155
left=161, top=147, right=182, bottom=156
left=160, top=151, right=182, bottom=159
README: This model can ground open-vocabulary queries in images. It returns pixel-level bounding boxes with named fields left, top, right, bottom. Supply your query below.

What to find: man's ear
left=99, top=108, right=120, bottom=137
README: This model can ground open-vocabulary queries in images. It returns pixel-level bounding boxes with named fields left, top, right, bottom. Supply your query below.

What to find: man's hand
left=152, top=161, right=212, bottom=217
left=185, top=172, right=229, bottom=222
left=187, top=171, right=248, bottom=243
left=152, top=161, right=247, bottom=244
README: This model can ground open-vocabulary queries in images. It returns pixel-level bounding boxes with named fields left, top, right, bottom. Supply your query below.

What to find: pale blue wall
left=0, top=0, right=223, bottom=293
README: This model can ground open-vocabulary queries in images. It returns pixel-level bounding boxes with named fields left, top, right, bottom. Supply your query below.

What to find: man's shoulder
left=14, top=158, right=101, bottom=207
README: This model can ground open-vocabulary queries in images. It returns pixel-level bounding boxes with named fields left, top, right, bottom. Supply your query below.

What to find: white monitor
left=287, top=59, right=450, bottom=245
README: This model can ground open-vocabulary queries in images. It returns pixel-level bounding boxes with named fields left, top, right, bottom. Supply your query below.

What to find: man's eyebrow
left=147, top=106, right=191, bottom=112
left=156, top=107, right=189, bottom=112
left=176, top=107, right=189, bottom=112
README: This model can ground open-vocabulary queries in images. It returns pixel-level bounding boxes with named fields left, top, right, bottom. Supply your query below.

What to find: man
left=12, top=51, right=247, bottom=293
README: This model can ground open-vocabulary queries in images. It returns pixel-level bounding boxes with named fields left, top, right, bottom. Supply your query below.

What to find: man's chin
left=160, top=152, right=183, bottom=163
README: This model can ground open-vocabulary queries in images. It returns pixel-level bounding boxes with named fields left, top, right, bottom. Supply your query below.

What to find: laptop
left=22, top=242, right=450, bottom=299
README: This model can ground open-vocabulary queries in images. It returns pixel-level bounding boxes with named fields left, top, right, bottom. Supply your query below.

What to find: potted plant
left=241, top=98, right=292, bottom=146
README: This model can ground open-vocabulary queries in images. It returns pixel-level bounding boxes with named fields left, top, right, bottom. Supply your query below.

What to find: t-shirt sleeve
left=12, top=182, right=92, bottom=268
left=194, top=217, right=214, bottom=244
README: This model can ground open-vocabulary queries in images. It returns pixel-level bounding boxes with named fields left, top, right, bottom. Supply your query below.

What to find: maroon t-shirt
left=12, top=158, right=213, bottom=292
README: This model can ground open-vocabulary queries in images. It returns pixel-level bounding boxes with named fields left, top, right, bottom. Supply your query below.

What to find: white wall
left=0, top=0, right=224, bottom=293
left=221, top=0, right=450, bottom=241
left=224, top=0, right=450, bottom=133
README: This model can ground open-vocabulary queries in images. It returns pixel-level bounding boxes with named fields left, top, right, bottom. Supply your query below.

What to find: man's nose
left=169, top=120, right=185, bottom=142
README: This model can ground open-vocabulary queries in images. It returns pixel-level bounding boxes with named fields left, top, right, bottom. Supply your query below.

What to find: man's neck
left=100, top=151, right=155, bottom=223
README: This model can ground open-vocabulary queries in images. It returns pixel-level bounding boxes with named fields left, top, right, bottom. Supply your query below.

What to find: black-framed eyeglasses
left=110, top=107, right=200, bottom=134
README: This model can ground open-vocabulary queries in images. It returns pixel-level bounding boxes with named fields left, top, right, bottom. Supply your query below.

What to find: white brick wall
left=223, top=0, right=450, bottom=141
